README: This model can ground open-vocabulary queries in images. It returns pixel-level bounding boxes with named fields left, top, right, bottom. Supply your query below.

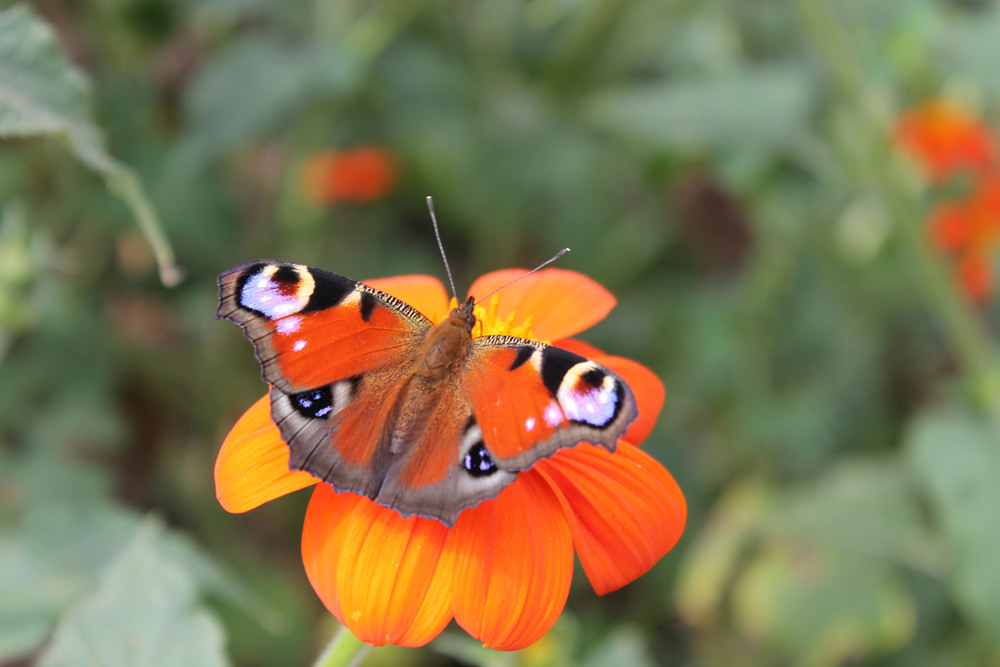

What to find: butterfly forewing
left=462, top=337, right=637, bottom=470
left=218, top=261, right=430, bottom=392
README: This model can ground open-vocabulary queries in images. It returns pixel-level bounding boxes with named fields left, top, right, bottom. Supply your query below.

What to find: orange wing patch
left=463, top=347, right=563, bottom=461
left=268, top=304, right=420, bottom=389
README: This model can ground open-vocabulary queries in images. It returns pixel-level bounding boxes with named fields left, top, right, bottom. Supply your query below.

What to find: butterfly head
left=455, top=295, right=477, bottom=331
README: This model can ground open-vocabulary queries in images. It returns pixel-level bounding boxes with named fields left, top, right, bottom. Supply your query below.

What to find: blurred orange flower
left=301, top=146, right=398, bottom=205
left=928, top=173, right=1000, bottom=301
left=215, top=269, right=686, bottom=650
left=895, top=99, right=995, bottom=182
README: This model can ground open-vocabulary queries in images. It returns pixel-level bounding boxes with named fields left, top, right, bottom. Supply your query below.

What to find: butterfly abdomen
left=390, top=302, right=477, bottom=453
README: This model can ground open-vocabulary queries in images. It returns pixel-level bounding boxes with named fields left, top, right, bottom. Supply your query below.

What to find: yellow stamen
left=472, top=294, right=538, bottom=340
left=438, top=294, right=540, bottom=341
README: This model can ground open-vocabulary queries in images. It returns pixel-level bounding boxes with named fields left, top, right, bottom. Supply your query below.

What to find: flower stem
left=104, top=163, right=182, bottom=287
left=795, top=0, right=1000, bottom=413
left=312, top=626, right=371, bottom=667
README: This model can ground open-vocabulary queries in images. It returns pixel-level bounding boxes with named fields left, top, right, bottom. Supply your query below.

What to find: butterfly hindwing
left=269, top=366, right=413, bottom=501
left=373, top=389, right=517, bottom=525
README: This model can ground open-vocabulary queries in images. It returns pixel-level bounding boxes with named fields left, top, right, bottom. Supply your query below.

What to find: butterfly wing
left=217, top=261, right=430, bottom=498
left=462, top=336, right=637, bottom=467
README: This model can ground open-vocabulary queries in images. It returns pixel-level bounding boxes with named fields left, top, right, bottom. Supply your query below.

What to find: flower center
left=446, top=295, right=538, bottom=341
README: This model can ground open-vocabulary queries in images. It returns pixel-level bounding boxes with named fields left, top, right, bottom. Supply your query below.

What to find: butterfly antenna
left=426, top=196, right=459, bottom=299
left=477, top=247, right=571, bottom=303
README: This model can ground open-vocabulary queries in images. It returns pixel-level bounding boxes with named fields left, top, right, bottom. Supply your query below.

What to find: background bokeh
left=3, top=0, right=1000, bottom=665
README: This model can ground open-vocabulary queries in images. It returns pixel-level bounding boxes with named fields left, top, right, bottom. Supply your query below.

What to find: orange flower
left=957, top=252, right=993, bottom=302
left=216, top=269, right=686, bottom=650
left=895, top=99, right=995, bottom=182
left=928, top=172, right=1000, bottom=301
left=300, top=146, right=398, bottom=205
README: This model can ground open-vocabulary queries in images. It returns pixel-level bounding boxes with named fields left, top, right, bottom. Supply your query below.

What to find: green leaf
left=183, top=36, right=359, bottom=159
left=0, top=203, right=36, bottom=344
left=906, top=410, right=1000, bottom=635
left=939, top=9, right=1000, bottom=95
left=732, top=544, right=916, bottom=666
left=675, top=482, right=770, bottom=626
left=159, top=529, right=288, bottom=634
left=37, top=520, right=229, bottom=667
left=678, top=462, right=927, bottom=665
left=0, top=6, right=95, bottom=147
left=582, top=65, right=814, bottom=151
left=0, top=537, right=53, bottom=659
left=581, top=628, right=657, bottom=667
left=767, top=457, right=944, bottom=575
left=0, top=501, right=269, bottom=662
left=0, top=4, right=179, bottom=285
left=0, top=504, right=137, bottom=661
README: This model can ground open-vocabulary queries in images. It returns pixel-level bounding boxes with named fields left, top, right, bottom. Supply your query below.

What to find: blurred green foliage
left=2, top=0, right=1000, bottom=665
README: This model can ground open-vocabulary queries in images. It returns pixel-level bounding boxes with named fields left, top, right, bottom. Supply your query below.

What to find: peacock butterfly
left=217, top=252, right=637, bottom=526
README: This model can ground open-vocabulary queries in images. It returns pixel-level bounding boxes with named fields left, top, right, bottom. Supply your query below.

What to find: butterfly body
left=389, top=301, right=473, bottom=457
left=410, top=297, right=475, bottom=380
left=218, top=260, right=637, bottom=525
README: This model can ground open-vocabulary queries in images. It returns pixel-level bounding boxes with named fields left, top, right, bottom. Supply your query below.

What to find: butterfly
left=217, top=260, right=637, bottom=526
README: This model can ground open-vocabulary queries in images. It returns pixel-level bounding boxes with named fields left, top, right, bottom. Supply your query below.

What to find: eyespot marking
left=288, top=377, right=359, bottom=422
left=460, top=418, right=497, bottom=477
left=581, top=368, right=606, bottom=388
left=239, top=264, right=313, bottom=319
left=557, top=363, right=623, bottom=428
left=273, top=264, right=299, bottom=284
left=290, top=386, right=333, bottom=419
left=463, top=443, right=497, bottom=477
left=301, top=267, right=353, bottom=313
left=539, top=347, right=588, bottom=396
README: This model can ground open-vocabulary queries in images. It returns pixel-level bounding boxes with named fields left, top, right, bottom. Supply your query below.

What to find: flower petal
left=958, top=252, right=993, bottom=302
left=599, top=356, right=665, bottom=445
left=537, top=443, right=686, bottom=595
left=363, top=275, right=451, bottom=322
left=300, top=147, right=398, bottom=205
left=448, top=471, right=574, bottom=650
left=556, top=339, right=665, bottom=445
left=468, top=269, right=615, bottom=342
left=928, top=202, right=969, bottom=252
left=302, top=485, right=454, bottom=647
left=895, top=99, right=995, bottom=182
left=215, top=394, right=317, bottom=513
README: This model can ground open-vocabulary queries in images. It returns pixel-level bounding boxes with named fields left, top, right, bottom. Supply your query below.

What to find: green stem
left=312, top=625, right=371, bottom=667
left=105, top=166, right=183, bottom=287
left=795, top=0, right=1000, bottom=413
